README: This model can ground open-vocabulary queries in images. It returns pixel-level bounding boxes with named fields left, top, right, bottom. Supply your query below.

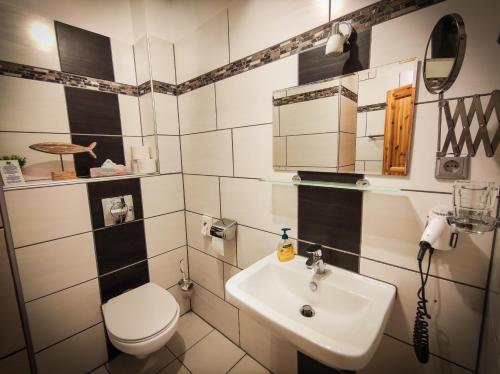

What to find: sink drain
left=300, top=304, right=315, bottom=318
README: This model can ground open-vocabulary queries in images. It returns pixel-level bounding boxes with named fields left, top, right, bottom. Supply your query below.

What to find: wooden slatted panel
left=382, top=84, right=415, bottom=175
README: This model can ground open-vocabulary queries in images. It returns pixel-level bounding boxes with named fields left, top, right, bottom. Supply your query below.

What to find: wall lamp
left=325, top=21, right=352, bottom=56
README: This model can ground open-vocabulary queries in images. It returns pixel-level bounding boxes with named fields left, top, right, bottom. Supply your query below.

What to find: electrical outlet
left=435, top=156, right=469, bottom=180
left=201, top=215, right=213, bottom=236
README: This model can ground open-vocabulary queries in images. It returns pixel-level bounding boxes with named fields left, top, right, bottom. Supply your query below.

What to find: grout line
left=13, top=230, right=93, bottom=250
left=231, top=129, right=235, bottom=177
left=214, top=84, right=218, bottom=130
left=174, top=324, right=215, bottom=359
left=0, top=347, right=26, bottom=361
left=225, top=353, right=245, bottom=373
left=34, top=321, right=103, bottom=354
left=24, top=277, right=99, bottom=304
left=180, top=122, right=271, bottom=136
left=383, top=333, right=475, bottom=373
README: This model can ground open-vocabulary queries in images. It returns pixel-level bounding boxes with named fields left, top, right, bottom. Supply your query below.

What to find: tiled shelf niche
left=260, top=177, right=401, bottom=194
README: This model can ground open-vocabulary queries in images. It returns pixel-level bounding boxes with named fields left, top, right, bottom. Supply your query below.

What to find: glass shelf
left=259, top=177, right=401, bottom=193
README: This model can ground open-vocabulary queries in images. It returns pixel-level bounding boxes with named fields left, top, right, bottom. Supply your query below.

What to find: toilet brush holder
left=178, top=259, right=193, bottom=298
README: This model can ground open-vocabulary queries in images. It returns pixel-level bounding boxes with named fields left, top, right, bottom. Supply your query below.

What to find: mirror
left=423, top=13, right=466, bottom=94
left=273, top=58, right=418, bottom=176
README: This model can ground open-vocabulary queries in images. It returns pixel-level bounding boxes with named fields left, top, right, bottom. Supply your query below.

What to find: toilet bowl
left=102, top=282, right=180, bottom=359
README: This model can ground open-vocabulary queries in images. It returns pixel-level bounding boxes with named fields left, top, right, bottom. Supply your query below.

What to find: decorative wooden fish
left=29, top=142, right=97, bottom=158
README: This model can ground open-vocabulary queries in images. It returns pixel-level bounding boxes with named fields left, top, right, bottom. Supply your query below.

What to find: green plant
left=1, top=155, right=27, bottom=168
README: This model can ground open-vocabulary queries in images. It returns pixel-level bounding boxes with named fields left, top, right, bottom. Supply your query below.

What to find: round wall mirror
left=423, top=13, right=466, bottom=94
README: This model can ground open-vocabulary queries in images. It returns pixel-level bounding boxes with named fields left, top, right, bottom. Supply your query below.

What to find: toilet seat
left=102, top=282, right=179, bottom=343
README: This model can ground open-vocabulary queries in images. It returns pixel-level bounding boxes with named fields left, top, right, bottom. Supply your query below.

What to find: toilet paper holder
left=210, top=218, right=237, bottom=240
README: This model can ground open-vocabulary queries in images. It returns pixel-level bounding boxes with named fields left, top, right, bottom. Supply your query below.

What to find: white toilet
left=102, top=282, right=180, bottom=359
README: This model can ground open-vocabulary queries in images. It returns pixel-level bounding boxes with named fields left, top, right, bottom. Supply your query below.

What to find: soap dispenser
left=277, top=228, right=295, bottom=262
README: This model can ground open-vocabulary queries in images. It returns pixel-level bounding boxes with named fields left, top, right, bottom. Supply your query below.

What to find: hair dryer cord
left=413, top=243, right=434, bottom=363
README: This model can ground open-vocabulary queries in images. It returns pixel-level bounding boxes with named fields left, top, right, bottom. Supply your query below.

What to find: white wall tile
left=233, top=124, right=294, bottom=179
left=16, top=232, right=97, bottom=302
left=0, top=132, right=74, bottom=181
left=339, top=132, right=356, bottom=167
left=223, top=263, right=241, bottom=285
left=0, top=76, right=69, bottom=133
left=158, top=136, right=182, bottom=174
left=216, top=57, right=298, bottom=129
left=355, top=136, right=383, bottom=161
left=279, top=96, right=339, bottom=136
left=6, top=184, right=91, bottom=248
left=287, top=133, right=338, bottom=167
left=118, top=94, right=142, bottom=136
left=340, top=97, right=357, bottom=134
left=0, top=229, right=25, bottom=357
left=145, top=211, right=186, bottom=258
left=186, top=211, right=236, bottom=266
left=228, top=0, right=328, bottom=61
left=358, top=73, right=399, bottom=106
left=36, top=323, right=107, bottom=374
left=357, top=112, right=367, bottom=137
left=134, top=36, right=150, bottom=85
left=0, top=349, right=31, bottom=374
left=140, top=174, right=184, bottom=218
left=360, top=259, right=484, bottom=370
left=237, top=226, right=280, bottom=269
left=184, top=174, right=221, bottom=217
left=154, top=93, right=179, bottom=135
left=370, top=0, right=500, bottom=102
left=178, top=85, right=217, bottom=135
left=220, top=177, right=297, bottom=235
left=191, top=282, right=239, bottom=344
left=26, top=279, right=102, bottom=351
left=359, top=335, right=470, bottom=374
left=366, top=110, right=386, bottom=137
left=149, top=36, right=176, bottom=84
left=361, top=191, right=493, bottom=288
left=149, top=246, right=188, bottom=289
left=181, top=130, right=233, bottom=176
left=175, top=10, right=229, bottom=83
left=142, top=135, right=158, bottom=163
left=239, top=310, right=297, bottom=374
left=139, top=93, right=155, bottom=136
left=111, top=39, right=137, bottom=85
left=0, top=3, right=60, bottom=70
left=273, top=137, right=287, bottom=166
left=188, top=247, right=224, bottom=298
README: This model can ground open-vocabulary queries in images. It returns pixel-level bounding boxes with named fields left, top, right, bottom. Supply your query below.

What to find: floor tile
left=228, top=355, right=270, bottom=374
left=106, top=347, right=175, bottom=374
left=90, top=365, right=109, bottom=374
left=166, top=312, right=213, bottom=357
left=179, top=330, right=245, bottom=374
left=158, top=359, right=191, bottom=374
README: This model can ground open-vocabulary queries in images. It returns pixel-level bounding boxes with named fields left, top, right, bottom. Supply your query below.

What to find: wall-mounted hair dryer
left=414, top=180, right=498, bottom=364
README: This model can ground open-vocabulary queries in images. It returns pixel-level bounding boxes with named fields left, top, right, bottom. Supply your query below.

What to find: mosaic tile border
left=357, top=103, right=387, bottom=112
left=176, top=0, right=444, bottom=94
left=0, top=0, right=442, bottom=99
left=0, top=60, right=138, bottom=96
left=273, top=86, right=358, bottom=106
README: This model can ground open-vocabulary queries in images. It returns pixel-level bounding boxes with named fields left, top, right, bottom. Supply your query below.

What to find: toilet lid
left=102, top=282, right=178, bottom=342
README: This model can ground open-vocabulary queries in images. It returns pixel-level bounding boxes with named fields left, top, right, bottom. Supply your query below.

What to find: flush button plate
left=101, top=195, right=135, bottom=227
left=435, top=156, right=469, bottom=180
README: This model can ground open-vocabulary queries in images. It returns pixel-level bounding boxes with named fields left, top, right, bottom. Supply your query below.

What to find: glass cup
left=452, top=180, right=497, bottom=233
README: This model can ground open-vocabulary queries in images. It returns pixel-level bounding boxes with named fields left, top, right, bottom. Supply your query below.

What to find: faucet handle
left=306, top=244, right=322, bottom=254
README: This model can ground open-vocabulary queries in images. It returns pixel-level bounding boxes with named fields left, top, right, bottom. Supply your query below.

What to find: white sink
left=225, top=253, right=396, bottom=370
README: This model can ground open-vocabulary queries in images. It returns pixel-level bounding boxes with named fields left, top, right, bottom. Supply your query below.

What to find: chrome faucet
left=305, top=244, right=326, bottom=274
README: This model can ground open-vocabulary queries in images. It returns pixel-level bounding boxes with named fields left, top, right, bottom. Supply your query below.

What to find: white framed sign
left=0, top=160, right=25, bottom=186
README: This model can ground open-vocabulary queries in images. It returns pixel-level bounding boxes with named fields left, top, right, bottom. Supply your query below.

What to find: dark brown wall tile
left=55, top=21, right=115, bottom=81
left=71, top=134, right=124, bottom=177
left=65, top=87, right=121, bottom=135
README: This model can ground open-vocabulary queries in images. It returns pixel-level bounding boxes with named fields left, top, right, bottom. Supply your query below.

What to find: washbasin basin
left=225, top=253, right=396, bottom=370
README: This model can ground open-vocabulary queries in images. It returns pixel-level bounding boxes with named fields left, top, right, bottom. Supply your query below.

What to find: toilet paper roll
left=212, top=237, right=225, bottom=256
left=131, top=146, right=150, bottom=160
left=136, top=159, right=157, bottom=174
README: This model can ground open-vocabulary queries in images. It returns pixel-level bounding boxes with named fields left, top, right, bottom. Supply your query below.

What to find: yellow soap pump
left=277, top=228, right=295, bottom=262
